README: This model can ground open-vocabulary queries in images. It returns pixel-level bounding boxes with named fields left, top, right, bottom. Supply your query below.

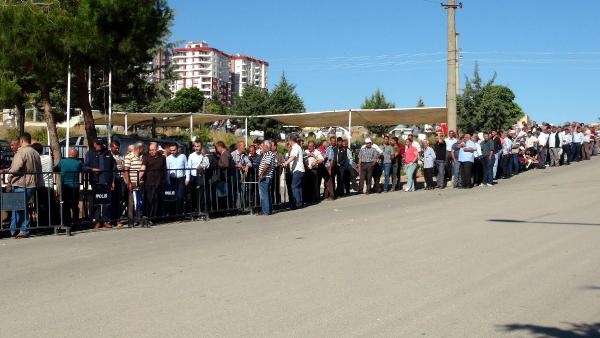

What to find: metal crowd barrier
left=0, top=165, right=298, bottom=237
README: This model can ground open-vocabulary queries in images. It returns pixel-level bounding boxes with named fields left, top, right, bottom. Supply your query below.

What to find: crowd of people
left=1, top=121, right=598, bottom=238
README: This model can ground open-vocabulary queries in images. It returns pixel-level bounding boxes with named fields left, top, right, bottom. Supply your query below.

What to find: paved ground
left=1, top=158, right=600, bottom=337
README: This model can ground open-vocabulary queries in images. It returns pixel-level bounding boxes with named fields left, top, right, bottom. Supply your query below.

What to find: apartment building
left=148, top=49, right=171, bottom=83
left=171, top=42, right=232, bottom=102
left=230, top=54, right=269, bottom=96
left=170, top=41, right=268, bottom=104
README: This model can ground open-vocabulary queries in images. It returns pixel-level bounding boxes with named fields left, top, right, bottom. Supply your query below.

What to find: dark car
left=111, top=135, right=189, bottom=156
left=0, top=139, right=12, bottom=169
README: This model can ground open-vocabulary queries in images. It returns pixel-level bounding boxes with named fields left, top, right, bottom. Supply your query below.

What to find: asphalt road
left=1, top=158, right=600, bottom=337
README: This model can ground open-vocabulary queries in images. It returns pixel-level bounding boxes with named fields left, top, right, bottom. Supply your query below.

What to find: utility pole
left=442, top=0, right=462, bottom=132
left=456, top=32, right=460, bottom=97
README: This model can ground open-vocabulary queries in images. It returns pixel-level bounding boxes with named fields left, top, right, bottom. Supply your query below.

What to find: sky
left=168, top=0, right=600, bottom=124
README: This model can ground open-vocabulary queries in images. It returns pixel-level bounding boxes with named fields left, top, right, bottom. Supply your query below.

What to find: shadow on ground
left=499, top=322, right=600, bottom=338
left=488, top=219, right=600, bottom=227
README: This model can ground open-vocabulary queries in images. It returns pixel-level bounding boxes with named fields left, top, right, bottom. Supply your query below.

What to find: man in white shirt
left=536, top=126, right=549, bottom=168
left=525, top=131, right=537, bottom=150
left=187, top=140, right=210, bottom=215
left=572, top=126, right=584, bottom=162
left=282, top=134, right=305, bottom=209
left=166, top=144, right=188, bottom=215
left=444, top=130, right=458, bottom=184
left=548, top=126, right=561, bottom=166
left=561, top=127, right=572, bottom=165
left=304, top=140, right=324, bottom=203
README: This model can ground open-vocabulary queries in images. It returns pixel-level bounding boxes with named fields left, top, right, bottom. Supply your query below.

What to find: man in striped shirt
left=358, top=138, right=379, bottom=194
left=124, top=142, right=143, bottom=225
left=258, top=140, right=275, bottom=215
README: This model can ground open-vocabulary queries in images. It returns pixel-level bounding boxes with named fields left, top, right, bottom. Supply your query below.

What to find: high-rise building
left=169, top=41, right=268, bottom=104
left=230, top=54, right=269, bottom=97
left=148, top=49, right=171, bottom=83
left=171, top=42, right=231, bottom=102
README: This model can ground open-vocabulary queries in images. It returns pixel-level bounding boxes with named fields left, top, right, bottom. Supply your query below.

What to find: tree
left=0, top=1, right=70, bottom=165
left=416, top=97, right=425, bottom=107
left=63, top=0, right=173, bottom=145
left=258, top=74, right=305, bottom=139
left=230, top=85, right=269, bottom=131
left=457, top=64, right=524, bottom=133
left=203, top=92, right=226, bottom=114
left=161, top=87, right=204, bottom=113
left=361, top=88, right=395, bottom=136
left=268, top=74, right=304, bottom=115
left=231, top=85, right=269, bottom=116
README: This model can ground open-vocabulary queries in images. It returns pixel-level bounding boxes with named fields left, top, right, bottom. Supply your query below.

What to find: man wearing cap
left=83, top=138, right=116, bottom=229
left=357, top=138, right=378, bottom=194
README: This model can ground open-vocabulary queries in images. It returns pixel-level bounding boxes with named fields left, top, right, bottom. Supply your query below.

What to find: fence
left=0, top=166, right=297, bottom=237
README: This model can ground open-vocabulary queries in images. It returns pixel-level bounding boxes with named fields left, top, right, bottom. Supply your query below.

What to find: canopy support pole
left=124, top=113, right=128, bottom=136
left=348, top=109, right=352, bottom=143
left=245, top=117, right=248, bottom=146
left=189, top=113, right=193, bottom=141
left=65, top=61, right=71, bottom=154
left=108, top=70, right=112, bottom=145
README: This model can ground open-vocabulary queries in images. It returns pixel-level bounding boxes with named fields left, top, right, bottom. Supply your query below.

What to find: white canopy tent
left=90, top=107, right=446, bottom=144
left=262, top=107, right=446, bottom=128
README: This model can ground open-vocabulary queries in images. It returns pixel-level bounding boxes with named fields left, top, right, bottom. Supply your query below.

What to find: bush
left=211, top=130, right=240, bottom=148
left=32, top=128, right=48, bottom=144
left=5, top=127, right=19, bottom=140
left=192, top=125, right=211, bottom=145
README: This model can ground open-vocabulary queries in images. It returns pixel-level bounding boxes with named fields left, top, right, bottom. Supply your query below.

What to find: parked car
left=0, top=139, right=13, bottom=169
left=111, top=135, right=189, bottom=156
left=313, top=126, right=351, bottom=140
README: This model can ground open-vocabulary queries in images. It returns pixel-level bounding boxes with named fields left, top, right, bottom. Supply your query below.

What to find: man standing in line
left=124, top=143, right=143, bottom=226
left=380, top=135, right=393, bottom=192
left=548, top=126, right=561, bottom=167
left=84, top=138, right=115, bottom=229
left=451, top=137, right=462, bottom=188
left=4, top=133, right=42, bottom=238
left=281, top=134, right=305, bottom=209
left=59, top=147, right=82, bottom=225
left=304, top=140, right=324, bottom=203
left=141, top=142, right=167, bottom=223
left=445, top=130, right=458, bottom=184
left=433, top=133, right=447, bottom=188
left=334, top=137, right=349, bottom=197
left=110, top=140, right=125, bottom=226
left=341, top=139, right=353, bottom=195
left=391, top=136, right=404, bottom=191
left=231, top=141, right=252, bottom=208
left=572, top=126, right=584, bottom=162
left=536, top=126, right=549, bottom=168
left=480, top=132, right=495, bottom=187
left=186, top=140, right=210, bottom=215
left=561, top=126, right=572, bottom=165
left=501, top=132, right=514, bottom=178
left=258, top=140, right=276, bottom=215
left=458, top=134, right=476, bottom=189
left=166, top=143, right=187, bottom=216
left=357, top=138, right=378, bottom=194
left=422, top=140, right=436, bottom=190
left=323, top=136, right=337, bottom=200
